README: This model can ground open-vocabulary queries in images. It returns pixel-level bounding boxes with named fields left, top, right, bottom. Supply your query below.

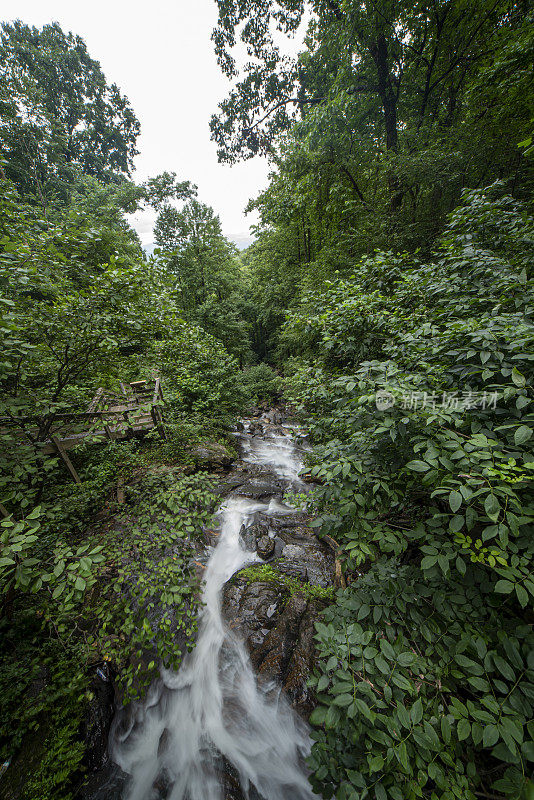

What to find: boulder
left=190, top=443, right=235, bottom=471
left=236, top=477, right=287, bottom=499
left=81, top=666, right=115, bottom=772
left=256, top=535, right=275, bottom=559
left=239, top=521, right=269, bottom=551
left=222, top=577, right=326, bottom=718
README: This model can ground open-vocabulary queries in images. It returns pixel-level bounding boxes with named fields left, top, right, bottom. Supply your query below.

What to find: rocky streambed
left=79, top=408, right=333, bottom=800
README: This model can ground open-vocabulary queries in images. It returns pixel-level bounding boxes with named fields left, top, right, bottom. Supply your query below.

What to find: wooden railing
left=0, top=379, right=166, bottom=483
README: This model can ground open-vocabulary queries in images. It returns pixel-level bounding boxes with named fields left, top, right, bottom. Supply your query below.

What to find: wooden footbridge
left=1, top=379, right=166, bottom=484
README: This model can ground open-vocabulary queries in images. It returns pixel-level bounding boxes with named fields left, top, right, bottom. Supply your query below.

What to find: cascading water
left=110, top=421, right=318, bottom=800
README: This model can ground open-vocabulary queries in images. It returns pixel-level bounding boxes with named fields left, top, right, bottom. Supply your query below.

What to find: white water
left=111, top=425, right=317, bottom=800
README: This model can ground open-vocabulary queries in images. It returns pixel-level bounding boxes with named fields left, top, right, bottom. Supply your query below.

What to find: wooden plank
left=153, top=378, right=161, bottom=406
left=152, top=406, right=167, bottom=440
left=40, top=421, right=155, bottom=453
left=87, top=388, right=104, bottom=413
left=51, top=435, right=81, bottom=484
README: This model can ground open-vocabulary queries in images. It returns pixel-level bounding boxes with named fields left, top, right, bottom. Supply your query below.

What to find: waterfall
left=110, top=424, right=317, bottom=800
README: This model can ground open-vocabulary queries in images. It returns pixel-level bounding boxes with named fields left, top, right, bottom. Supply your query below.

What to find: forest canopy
left=1, top=3, right=533, bottom=800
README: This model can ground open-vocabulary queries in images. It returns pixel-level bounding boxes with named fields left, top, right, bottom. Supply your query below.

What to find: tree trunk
left=370, top=33, right=402, bottom=211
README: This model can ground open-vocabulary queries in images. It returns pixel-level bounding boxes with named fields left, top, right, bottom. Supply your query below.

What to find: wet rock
left=256, top=535, right=275, bottom=559
left=255, top=514, right=335, bottom=588
left=281, top=544, right=306, bottom=560
left=251, top=595, right=324, bottom=716
left=239, top=521, right=269, bottom=551
left=75, top=764, right=127, bottom=800
left=221, top=758, right=263, bottom=800
left=259, top=511, right=313, bottom=531
left=212, top=464, right=276, bottom=498
left=190, top=443, right=235, bottom=471
left=223, top=580, right=286, bottom=645
left=237, top=477, right=287, bottom=500
left=212, top=472, right=249, bottom=497
left=276, top=560, right=308, bottom=581
left=81, top=667, right=115, bottom=772
left=222, top=573, right=330, bottom=718
left=265, top=409, right=283, bottom=425
left=221, top=758, right=247, bottom=800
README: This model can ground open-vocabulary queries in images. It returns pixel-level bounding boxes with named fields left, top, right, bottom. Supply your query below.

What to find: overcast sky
left=1, top=0, right=304, bottom=247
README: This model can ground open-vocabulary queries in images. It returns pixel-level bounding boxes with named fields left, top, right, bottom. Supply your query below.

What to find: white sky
left=1, top=0, right=304, bottom=246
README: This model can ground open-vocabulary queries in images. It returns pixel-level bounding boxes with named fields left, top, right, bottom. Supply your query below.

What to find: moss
left=237, top=564, right=334, bottom=603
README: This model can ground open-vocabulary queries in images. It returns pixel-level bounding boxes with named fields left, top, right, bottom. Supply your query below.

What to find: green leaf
left=516, top=584, right=528, bottom=608
left=514, top=425, right=532, bottom=445
left=449, top=491, right=462, bottom=512
left=333, top=693, right=353, bottom=707
left=493, top=655, right=515, bottom=682
left=511, top=367, right=526, bottom=387
left=398, top=651, right=416, bottom=667
left=369, top=755, right=385, bottom=773
left=375, top=783, right=387, bottom=800
left=52, top=582, right=65, bottom=599
left=396, top=702, right=411, bottom=729
left=494, top=579, right=514, bottom=594
left=483, top=724, right=499, bottom=747
left=484, top=494, right=500, bottom=521
left=458, top=718, right=471, bottom=741
left=354, top=698, right=374, bottom=721
left=421, top=555, right=437, bottom=570
left=396, top=741, right=408, bottom=770
left=410, top=698, right=423, bottom=725
left=309, top=706, right=327, bottom=726
left=406, top=460, right=430, bottom=472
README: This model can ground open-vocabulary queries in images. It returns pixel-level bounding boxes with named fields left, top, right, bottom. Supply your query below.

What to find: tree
left=0, top=21, right=140, bottom=203
left=211, top=0, right=531, bottom=250
left=154, top=199, right=239, bottom=307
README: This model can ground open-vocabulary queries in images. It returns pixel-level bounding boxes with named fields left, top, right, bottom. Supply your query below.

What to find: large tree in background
left=0, top=21, right=140, bottom=203
left=211, top=0, right=530, bottom=164
left=154, top=199, right=254, bottom=362
left=211, top=0, right=532, bottom=251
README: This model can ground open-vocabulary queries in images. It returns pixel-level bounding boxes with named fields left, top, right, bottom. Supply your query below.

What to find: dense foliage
left=0, top=19, right=258, bottom=797
left=1, top=1, right=532, bottom=797
left=285, top=188, right=534, bottom=799
left=212, top=1, right=533, bottom=798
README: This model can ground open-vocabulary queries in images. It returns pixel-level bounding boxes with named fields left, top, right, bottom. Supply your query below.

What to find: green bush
left=157, top=320, right=248, bottom=417
left=285, top=187, right=534, bottom=799
left=240, top=362, right=281, bottom=403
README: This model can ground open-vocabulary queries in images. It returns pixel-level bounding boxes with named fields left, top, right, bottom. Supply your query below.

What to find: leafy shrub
left=157, top=320, right=248, bottom=418
left=239, top=362, right=282, bottom=403
left=308, top=563, right=534, bottom=800
left=93, top=470, right=216, bottom=698
left=285, top=187, right=534, bottom=799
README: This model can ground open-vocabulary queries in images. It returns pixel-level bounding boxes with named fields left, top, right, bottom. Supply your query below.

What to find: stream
left=109, top=419, right=319, bottom=800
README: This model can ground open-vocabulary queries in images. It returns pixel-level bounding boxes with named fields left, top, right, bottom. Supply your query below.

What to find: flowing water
left=110, top=422, right=317, bottom=800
